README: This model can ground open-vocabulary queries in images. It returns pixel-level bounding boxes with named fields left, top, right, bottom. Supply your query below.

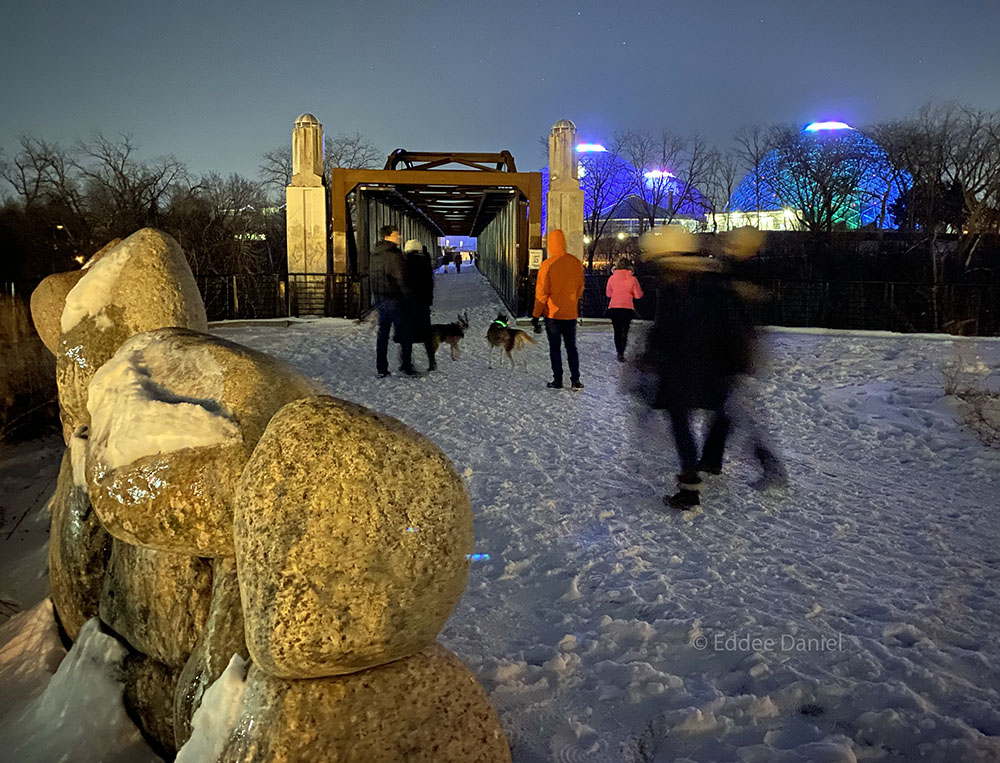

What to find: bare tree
left=733, top=124, right=777, bottom=228
left=258, top=145, right=293, bottom=199
left=702, top=147, right=742, bottom=231
left=579, top=135, right=631, bottom=269
left=326, top=131, right=382, bottom=170
left=766, top=125, right=876, bottom=233
left=620, top=130, right=710, bottom=231
left=259, top=131, right=382, bottom=200
left=73, top=132, right=189, bottom=241
left=621, top=130, right=683, bottom=231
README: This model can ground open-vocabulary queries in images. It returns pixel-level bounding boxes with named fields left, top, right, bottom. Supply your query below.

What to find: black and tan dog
left=429, top=312, right=469, bottom=361
left=486, top=313, right=536, bottom=369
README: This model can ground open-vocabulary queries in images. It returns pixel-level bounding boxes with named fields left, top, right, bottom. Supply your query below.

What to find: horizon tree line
left=2, top=102, right=998, bottom=285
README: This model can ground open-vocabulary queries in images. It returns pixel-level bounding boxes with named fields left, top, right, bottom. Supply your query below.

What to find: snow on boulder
left=235, top=395, right=473, bottom=679
left=86, top=328, right=318, bottom=558
left=48, top=434, right=111, bottom=641
left=56, top=228, right=207, bottom=443
left=174, top=557, right=249, bottom=750
left=175, top=654, right=247, bottom=763
left=99, top=539, right=212, bottom=669
left=30, top=238, right=121, bottom=356
left=0, top=617, right=161, bottom=763
left=215, top=645, right=510, bottom=763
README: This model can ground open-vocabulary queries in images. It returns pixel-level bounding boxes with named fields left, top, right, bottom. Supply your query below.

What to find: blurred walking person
left=605, top=257, right=644, bottom=362
left=637, top=226, right=785, bottom=509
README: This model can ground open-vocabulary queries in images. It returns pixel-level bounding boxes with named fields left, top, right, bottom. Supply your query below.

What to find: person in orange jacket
left=532, top=229, right=585, bottom=389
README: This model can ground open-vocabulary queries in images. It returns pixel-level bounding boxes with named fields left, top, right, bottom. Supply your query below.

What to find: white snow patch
left=69, top=428, right=88, bottom=489
left=175, top=653, right=248, bottom=763
left=61, top=240, right=130, bottom=333
left=0, top=617, right=161, bottom=763
left=87, top=341, right=239, bottom=470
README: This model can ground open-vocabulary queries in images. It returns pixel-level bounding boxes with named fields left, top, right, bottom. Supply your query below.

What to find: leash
left=491, top=319, right=508, bottom=328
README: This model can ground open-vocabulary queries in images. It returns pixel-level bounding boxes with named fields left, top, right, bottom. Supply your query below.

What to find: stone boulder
left=123, top=650, right=182, bottom=759
left=174, top=557, right=249, bottom=749
left=30, top=271, right=84, bottom=356
left=235, top=395, right=473, bottom=679
left=85, top=328, right=318, bottom=557
left=99, top=539, right=212, bottom=669
left=56, top=228, right=206, bottom=442
left=218, top=644, right=510, bottom=763
left=29, top=238, right=121, bottom=357
left=48, top=430, right=111, bottom=640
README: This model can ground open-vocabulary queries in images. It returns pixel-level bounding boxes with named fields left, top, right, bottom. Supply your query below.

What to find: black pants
left=608, top=308, right=633, bottom=355
left=376, top=299, right=413, bottom=374
left=544, top=318, right=580, bottom=384
left=668, top=405, right=731, bottom=479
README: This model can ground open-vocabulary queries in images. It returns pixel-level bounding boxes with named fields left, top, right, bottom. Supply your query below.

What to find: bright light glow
left=617, top=232, right=626, bottom=240
left=803, top=121, right=853, bottom=132
left=576, top=143, right=607, bottom=152
left=74, top=255, right=85, bottom=264
left=643, top=169, right=675, bottom=179
left=577, top=166, right=587, bottom=179
left=583, top=236, right=591, bottom=244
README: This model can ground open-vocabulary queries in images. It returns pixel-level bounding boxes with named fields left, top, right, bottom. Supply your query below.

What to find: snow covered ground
left=2, top=265, right=999, bottom=762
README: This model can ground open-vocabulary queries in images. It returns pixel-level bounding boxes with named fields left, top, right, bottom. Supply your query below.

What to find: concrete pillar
left=546, top=119, right=585, bottom=260
left=286, top=114, right=328, bottom=275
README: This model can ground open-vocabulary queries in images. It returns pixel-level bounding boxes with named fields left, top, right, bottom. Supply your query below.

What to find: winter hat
left=547, top=229, right=567, bottom=257
left=640, top=226, right=720, bottom=272
left=403, top=239, right=423, bottom=252
left=723, top=226, right=765, bottom=259
left=639, top=226, right=697, bottom=258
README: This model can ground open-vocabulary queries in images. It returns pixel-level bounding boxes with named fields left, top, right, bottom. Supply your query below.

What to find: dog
left=486, top=313, right=537, bottom=370
left=429, top=312, right=469, bottom=361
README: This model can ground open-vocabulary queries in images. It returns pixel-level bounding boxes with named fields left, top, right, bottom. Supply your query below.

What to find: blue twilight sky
left=2, top=0, right=998, bottom=186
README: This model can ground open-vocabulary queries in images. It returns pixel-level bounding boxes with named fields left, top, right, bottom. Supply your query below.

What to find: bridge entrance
left=327, top=151, right=542, bottom=317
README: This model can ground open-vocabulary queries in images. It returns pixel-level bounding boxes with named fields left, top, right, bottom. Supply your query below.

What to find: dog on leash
left=486, top=313, right=536, bottom=369
left=429, top=312, right=469, bottom=361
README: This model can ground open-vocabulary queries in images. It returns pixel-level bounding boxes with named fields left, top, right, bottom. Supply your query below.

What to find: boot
left=664, top=488, right=700, bottom=509
left=664, top=472, right=701, bottom=509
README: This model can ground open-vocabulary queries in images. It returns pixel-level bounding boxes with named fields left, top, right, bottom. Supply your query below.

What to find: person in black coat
left=403, top=240, right=436, bottom=370
left=370, top=224, right=416, bottom=377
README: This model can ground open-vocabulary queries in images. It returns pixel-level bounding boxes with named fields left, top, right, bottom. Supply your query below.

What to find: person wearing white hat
left=403, top=239, right=436, bottom=371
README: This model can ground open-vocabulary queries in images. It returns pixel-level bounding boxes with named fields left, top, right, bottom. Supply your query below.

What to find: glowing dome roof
left=729, top=126, right=910, bottom=229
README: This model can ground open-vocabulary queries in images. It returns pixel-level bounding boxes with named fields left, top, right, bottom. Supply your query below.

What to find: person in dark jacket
left=403, top=240, right=436, bottom=370
left=636, top=226, right=785, bottom=509
left=370, top=224, right=416, bottom=377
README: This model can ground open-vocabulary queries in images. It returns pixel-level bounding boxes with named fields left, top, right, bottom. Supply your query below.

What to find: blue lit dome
left=729, top=123, right=910, bottom=229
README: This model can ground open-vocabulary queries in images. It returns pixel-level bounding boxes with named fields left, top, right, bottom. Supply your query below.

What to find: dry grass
left=0, top=295, right=58, bottom=442
left=941, top=349, right=1000, bottom=448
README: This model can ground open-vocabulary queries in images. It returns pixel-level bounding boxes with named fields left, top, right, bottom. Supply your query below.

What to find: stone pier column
left=545, top=119, right=585, bottom=260
left=285, top=114, right=329, bottom=314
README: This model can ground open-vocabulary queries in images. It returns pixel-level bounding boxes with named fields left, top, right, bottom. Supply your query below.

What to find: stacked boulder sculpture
left=31, top=228, right=510, bottom=762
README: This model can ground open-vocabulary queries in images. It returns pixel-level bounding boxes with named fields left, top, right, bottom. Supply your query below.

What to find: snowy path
left=214, top=268, right=1000, bottom=762
left=1, top=265, right=998, bottom=762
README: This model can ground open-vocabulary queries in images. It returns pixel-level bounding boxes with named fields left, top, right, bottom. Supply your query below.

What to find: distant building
left=728, top=122, right=910, bottom=230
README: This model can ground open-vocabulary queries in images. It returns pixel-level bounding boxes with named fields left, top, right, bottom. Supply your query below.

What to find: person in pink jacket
left=605, top=258, right=644, bottom=361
